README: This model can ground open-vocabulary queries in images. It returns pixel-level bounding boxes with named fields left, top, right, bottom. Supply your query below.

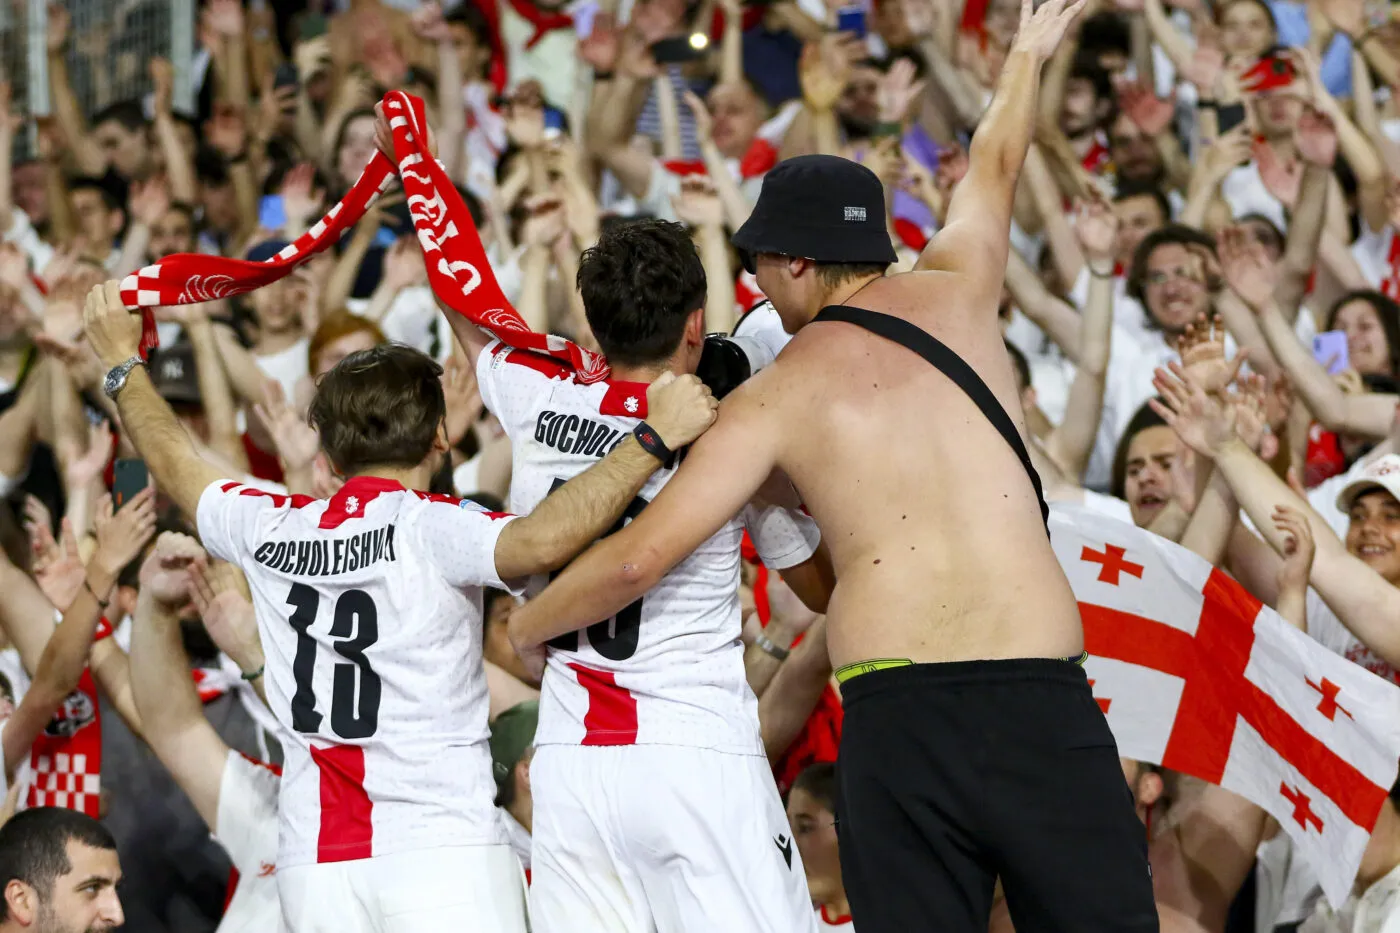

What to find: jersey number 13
left=286, top=583, right=382, bottom=739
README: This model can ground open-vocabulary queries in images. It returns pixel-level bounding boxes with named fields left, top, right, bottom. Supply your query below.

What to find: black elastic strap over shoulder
left=813, top=305, right=1050, bottom=532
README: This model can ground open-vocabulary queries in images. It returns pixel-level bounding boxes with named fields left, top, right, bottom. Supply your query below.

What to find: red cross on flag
left=1049, top=506, right=1400, bottom=906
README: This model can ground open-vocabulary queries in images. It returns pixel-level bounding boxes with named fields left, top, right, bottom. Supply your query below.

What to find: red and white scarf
left=120, top=92, right=610, bottom=383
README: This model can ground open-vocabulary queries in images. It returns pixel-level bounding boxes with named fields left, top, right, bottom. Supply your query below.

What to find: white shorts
left=530, top=744, right=816, bottom=933
left=277, top=845, right=528, bottom=933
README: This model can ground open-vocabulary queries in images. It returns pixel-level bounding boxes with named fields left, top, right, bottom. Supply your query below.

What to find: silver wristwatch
left=103, top=356, right=145, bottom=400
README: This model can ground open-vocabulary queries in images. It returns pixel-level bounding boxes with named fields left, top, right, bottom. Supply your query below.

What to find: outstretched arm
left=493, top=373, right=720, bottom=580
left=82, top=282, right=224, bottom=521
left=508, top=376, right=782, bottom=651
left=916, top=0, right=1088, bottom=289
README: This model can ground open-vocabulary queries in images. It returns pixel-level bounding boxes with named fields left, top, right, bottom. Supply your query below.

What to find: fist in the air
left=644, top=372, right=719, bottom=450
left=83, top=280, right=143, bottom=369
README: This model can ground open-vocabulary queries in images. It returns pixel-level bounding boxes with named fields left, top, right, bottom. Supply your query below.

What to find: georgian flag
left=1049, top=505, right=1400, bottom=905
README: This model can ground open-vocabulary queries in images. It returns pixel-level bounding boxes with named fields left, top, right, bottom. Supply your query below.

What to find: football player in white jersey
left=433, top=216, right=830, bottom=932
left=80, top=279, right=719, bottom=933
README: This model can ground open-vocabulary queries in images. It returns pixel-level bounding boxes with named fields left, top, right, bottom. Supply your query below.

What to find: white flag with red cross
left=1048, top=505, right=1400, bottom=906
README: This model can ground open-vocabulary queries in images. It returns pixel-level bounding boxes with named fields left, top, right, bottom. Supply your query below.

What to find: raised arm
left=508, top=371, right=781, bottom=651
left=1154, top=367, right=1400, bottom=666
left=130, top=533, right=231, bottom=829
left=916, top=0, right=1088, bottom=287
left=493, top=373, right=719, bottom=580
left=81, top=282, right=225, bottom=521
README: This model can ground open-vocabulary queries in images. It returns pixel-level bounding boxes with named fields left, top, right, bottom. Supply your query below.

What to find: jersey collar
left=599, top=380, right=650, bottom=418
left=321, top=475, right=406, bottom=529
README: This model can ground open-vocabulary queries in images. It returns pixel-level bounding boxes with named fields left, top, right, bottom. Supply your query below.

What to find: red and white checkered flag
left=119, top=91, right=609, bottom=384
left=1049, top=505, right=1400, bottom=905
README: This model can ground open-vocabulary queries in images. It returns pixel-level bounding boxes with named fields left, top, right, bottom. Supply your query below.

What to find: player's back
left=198, top=477, right=513, bottom=868
left=767, top=279, right=1083, bottom=670
left=477, top=342, right=818, bottom=754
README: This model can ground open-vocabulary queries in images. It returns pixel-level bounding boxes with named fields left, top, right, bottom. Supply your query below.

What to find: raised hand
left=189, top=560, right=264, bottom=673
left=381, top=237, right=428, bottom=291
left=32, top=517, right=85, bottom=612
left=46, top=2, right=70, bottom=54
left=1295, top=105, right=1337, bottom=167
left=1178, top=313, right=1245, bottom=395
left=1200, top=126, right=1253, bottom=184
left=1181, top=41, right=1225, bottom=91
left=205, top=103, right=249, bottom=158
left=83, top=281, right=144, bottom=370
left=441, top=355, right=483, bottom=448
left=138, top=532, right=206, bottom=608
left=150, top=58, right=174, bottom=115
left=362, top=34, right=409, bottom=87
left=1217, top=225, right=1278, bottom=311
left=1272, top=503, right=1316, bottom=595
left=411, top=2, right=453, bottom=42
left=800, top=34, right=862, bottom=112
left=1315, top=0, right=1365, bottom=38
left=203, top=0, right=245, bottom=38
left=254, top=384, right=321, bottom=474
left=683, top=90, right=714, bottom=145
left=1233, top=372, right=1278, bottom=459
left=1073, top=197, right=1119, bottom=271
left=504, top=87, right=547, bottom=150
left=520, top=195, right=569, bottom=248
left=671, top=175, right=725, bottom=229
left=92, top=487, right=159, bottom=584
left=1117, top=82, right=1175, bottom=136
left=279, top=163, right=323, bottom=228
left=579, top=13, right=622, bottom=72
left=129, top=175, right=172, bottom=228
left=59, top=420, right=114, bottom=492
left=1010, top=0, right=1091, bottom=64
left=1150, top=363, right=1238, bottom=457
left=644, top=372, right=719, bottom=450
left=877, top=58, right=927, bottom=125
left=617, top=30, right=660, bottom=80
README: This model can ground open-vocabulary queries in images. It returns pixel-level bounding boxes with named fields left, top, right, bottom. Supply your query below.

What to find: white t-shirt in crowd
left=1222, top=162, right=1289, bottom=232
left=214, top=751, right=280, bottom=933
left=254, top=338, right=310, bottom=406
left=1300, top=859, right=1400, bottom=933
left=1255, top=831, right=1323, bottom=933
left=3, top=208, right=54, bottom=274
left=1305, top=588, right=1399, bottom=686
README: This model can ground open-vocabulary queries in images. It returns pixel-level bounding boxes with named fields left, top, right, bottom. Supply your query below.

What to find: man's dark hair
left=1069, top=57, right=1117, bottom=125
left=1239, top=212, right=1284, bottom=259
left=1111, top=400, right=1168, bottom=500
left=577, top=220, right=707, bottom=367
left=790, top=762, right=836, bottom=812
left=1005, top=341, right=1031, bottom=394
left=1327, top=290, right=1400, bottom=379
left=1125, top=223, right=1217, bottom=304
left=446, top=2, right=496, bottom=71
left=1113, top=182, right=1171, bottom=228
left=194, top=146, right=232, bottom=187
left=90, top=99, right=147, bottom=134
left=310, top=344, right=446, bottom=475
left=815, top=262, right=891, bottom=291
left=69, top=177, right=122, bottom=214
left=0, top=808, right=117, bottom=921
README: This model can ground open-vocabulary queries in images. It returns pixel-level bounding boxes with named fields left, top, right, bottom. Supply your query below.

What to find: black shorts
left=835, top=658, right=1159, bottom=933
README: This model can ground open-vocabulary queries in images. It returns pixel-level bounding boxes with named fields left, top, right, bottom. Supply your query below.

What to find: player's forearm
left=496, top=435, right=662, bottom=580
left=113, top=369, right=220, bottom=521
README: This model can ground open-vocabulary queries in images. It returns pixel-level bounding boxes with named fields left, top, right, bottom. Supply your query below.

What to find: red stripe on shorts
left=310, top=744, right=373, bottom=862
left=567, top=663, right=638, bottom=745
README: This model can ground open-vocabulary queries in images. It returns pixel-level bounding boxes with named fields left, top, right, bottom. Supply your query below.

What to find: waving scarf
left=120, top=91, right=609, bottom=384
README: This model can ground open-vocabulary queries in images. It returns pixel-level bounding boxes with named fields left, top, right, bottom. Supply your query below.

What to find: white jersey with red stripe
left=197, top=476, right=520, bottom=869
left=215, top=751, right=280, bottom=932
left=476, top=340, right=820, bottom=754
left=816, top=905, right=855, bottom=930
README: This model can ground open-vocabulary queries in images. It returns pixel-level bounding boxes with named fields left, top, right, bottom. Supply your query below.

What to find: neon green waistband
left=834, top=652, right=1089, bottom=684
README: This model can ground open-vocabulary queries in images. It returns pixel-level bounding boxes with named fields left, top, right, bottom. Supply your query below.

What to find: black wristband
left=594, top=70, right=615, bottom=81
left=1197, top=99, right=1218, bottom=110
left=633, top=421, right=675, bottom=463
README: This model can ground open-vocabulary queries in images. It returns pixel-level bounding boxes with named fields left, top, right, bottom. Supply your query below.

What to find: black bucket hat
left=731, top=154, right=897, bottom=274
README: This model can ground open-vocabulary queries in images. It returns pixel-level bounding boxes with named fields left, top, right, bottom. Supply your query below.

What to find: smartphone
left=299, top=12, right=329, bottom=41
left=651, top=34, right=709, bottom=65
left=1313, top=331, right=1350, bottom=375
left=259, top=195, right=287, bottom=231
left=543, top=108, right=565, bottom=132
left=1216, top=102, right=1248, bottom=135
left=112, top=459, right=148, bottom=510
left=836, top=5, right=867, bottom=38
left=274, top=62, right=299, bottom=91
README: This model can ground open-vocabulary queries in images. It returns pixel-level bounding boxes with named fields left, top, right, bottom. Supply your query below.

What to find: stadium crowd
left=0, top=0, right=1398, bottom=930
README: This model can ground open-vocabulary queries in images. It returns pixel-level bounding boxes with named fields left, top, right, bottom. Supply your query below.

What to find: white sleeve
left=475, top=338, right=508, bottom=418
left=196, top=480, right=284, bottom=564
left=744, top=503, right=821, bottom=571
left=414, top=498, right=524, bottom=593
left=475, top=339, right=557, bottom=442
left=215, top=750, right=279, bottom=871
